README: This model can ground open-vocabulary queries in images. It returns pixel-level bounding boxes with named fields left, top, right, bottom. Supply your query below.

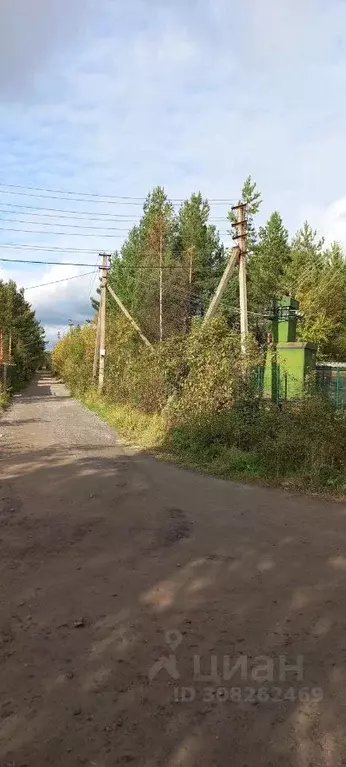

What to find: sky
left=1, top=0, right=346, bottom=346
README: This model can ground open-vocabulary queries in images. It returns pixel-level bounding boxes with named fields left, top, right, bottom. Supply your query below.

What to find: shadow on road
left=0, top=380, right=346, bottom=765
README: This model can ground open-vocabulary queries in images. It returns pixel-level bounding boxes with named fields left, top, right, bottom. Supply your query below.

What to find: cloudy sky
left=1, top=0, right=346, bottom=345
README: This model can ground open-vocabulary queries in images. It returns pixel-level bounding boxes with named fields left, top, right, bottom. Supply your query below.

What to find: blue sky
left=1, top=0, right=346, bottom=345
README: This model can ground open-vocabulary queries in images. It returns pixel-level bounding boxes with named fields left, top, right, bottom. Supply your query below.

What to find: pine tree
left=175, top=192, right=225, bottom=328
left=108, top=187, right=176, bottom=341
left=249, top=211, right=291, bottom=313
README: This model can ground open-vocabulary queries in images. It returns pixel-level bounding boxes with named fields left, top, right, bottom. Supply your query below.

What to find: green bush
left=52, top=314, right=346, bottom=494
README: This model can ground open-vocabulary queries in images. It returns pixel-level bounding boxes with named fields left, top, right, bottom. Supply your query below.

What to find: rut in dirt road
left=0, top=373, right=346, bottom=766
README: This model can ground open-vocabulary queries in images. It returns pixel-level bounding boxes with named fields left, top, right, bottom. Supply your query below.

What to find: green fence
left=316, top=365, right=346, bottom=409
left=256, top=363, right=346, bottom=408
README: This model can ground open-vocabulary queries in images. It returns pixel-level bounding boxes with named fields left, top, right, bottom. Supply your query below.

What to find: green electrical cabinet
left=264, top=297, right=317, bottom=402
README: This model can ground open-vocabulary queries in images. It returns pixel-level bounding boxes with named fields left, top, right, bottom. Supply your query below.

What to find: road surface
left=1, top=373, right=346, bottom=766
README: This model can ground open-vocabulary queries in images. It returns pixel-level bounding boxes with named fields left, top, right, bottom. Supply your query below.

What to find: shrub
left=52, top=313, right=346, bottom=494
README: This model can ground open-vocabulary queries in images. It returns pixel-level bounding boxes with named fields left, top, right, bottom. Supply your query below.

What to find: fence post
left=336, top=367, right=341, bottom=409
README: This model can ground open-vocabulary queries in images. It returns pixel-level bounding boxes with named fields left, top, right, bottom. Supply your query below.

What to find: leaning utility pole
left=203, top=248, right=239, bottom=322
left=98, top=253, right=109, bottom=393
left=107, top=284, right=153, bottom=349
left=232, top=202, right=248, bottom=353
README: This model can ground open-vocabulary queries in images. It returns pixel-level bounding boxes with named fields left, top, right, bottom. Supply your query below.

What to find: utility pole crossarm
left=107, top=284, right=153, bottom=349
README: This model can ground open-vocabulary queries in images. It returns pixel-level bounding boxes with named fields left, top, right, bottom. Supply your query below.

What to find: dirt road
left=1, top=373, right=346, bottom=766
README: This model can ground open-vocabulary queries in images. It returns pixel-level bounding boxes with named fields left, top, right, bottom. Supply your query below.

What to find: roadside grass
left=82, top=389, right=166, bottom=449
left=81, top=388, right=346, bottom=497
left=0, top=390, right=10, bottom=412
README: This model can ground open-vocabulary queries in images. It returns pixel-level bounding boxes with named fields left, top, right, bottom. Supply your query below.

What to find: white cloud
left=0, top=0, right=96, bottom=99
left=1, top=0, right=346, bottom=343
left=305, top=197, right=346, bottom=250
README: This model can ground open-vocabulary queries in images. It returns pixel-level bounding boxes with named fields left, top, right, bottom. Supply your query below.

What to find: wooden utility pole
left=233, top=202, right=248, bottom=353
left=92, top=311, right=101, bottom=381
left=203, top=199, right=248, bottom=347
left=185, top=245, right=195, bottom=333
left=159, top=229, right=163, bottom=342
left=107, top=284, right=153, bottom=349
left=98, top=253, right=109, bottom=393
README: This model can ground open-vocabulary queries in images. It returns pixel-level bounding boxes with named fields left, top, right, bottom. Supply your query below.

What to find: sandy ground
left=1, top=373, right=346, bottom=766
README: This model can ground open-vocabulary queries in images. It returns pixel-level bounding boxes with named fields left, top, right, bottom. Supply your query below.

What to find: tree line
left=107, top=178, right=346, bottom=360
left=0, top=279, right=45, bottom=388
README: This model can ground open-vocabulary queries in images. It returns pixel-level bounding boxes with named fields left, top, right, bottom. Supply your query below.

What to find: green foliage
left=174, top=192, right=225, bottom=324
left=283, top=225, right=346, bottom=358
left=53, top=314, right=346, bottom=495
left=52, top=324, right=95, bottom=395
left=108, top=187, right=226, bottom=341
left=167, top=317, right=262, bottom=423
left=53, top=181, right=346, bottom=496
left=108, top=187, right=180, bottom=341
left=0, top=279, right=45, bottom=389
left=249, top=212, right=291, bottom=312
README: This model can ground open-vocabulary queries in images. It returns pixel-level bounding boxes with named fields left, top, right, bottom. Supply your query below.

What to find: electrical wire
left=0, top=189, right=235, bottom=207
left=0, top=204, right=230, bottom=225
left=0, top=256, right=105, bottom=267
left=24, top=270, right=97, bottom=291
left=0, top=226, right=125, bottom=237
left=0, top=217, right=135, bottom=232
left=0, top=182, right=236, bottom=204
left=88, top=269, right=99, bottom=299
left=0, top=227, right=230, bottom=239
left=0, top=255, right=230, bottom=270
left=0, top=203, right=145, bottom=220
left=0, top=202, right=230, bottom=222
left=0, top=243, right=100, bottom=253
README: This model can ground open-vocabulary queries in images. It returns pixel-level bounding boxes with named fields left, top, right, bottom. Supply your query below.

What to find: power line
left=0, top=226, right=230, bottom=239
left=0, top=226, right=125, bottom=237
left=0, top=243, right=100, bottom=253
left=0, top=203, right=144, bottom=220
left=0, top=227, right=231, bottom=240
left=0, top=202, right=231, bottom=224
left=0, top=204, right=230, bottom=224
left=0, top=255, right=228, bottom=270
left=0, top=256, right=105, bottom=267
left=0, top=189, right=234, bottom=207
left=0, top=217, right=134, bottom=232
left=0, top=189, right=147, bottom=205
left=24, top=270, right=97, bottom=291
left=88, top=268, right=99, bottom=299
left=0, top=182, right=236, bottom=204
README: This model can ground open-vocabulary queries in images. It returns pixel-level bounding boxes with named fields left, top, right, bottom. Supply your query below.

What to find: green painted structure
left=264, top=297, right=317, bottom=401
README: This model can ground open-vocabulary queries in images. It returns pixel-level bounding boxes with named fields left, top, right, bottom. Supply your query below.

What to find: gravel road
left=1, top=373, right=346, bottom=766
